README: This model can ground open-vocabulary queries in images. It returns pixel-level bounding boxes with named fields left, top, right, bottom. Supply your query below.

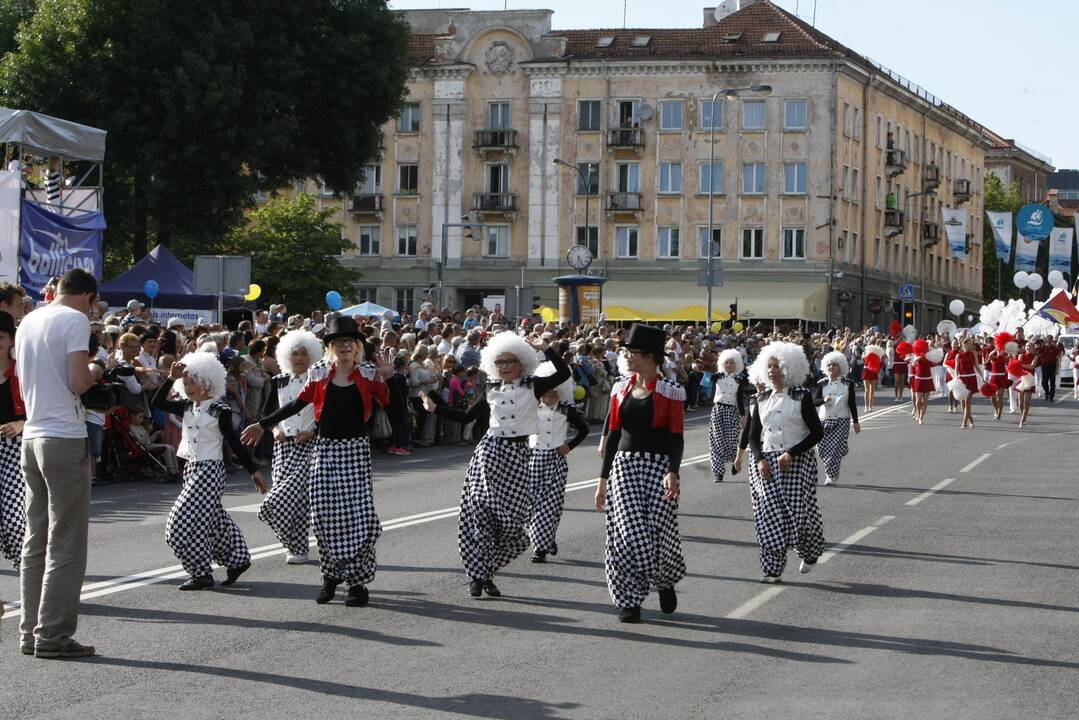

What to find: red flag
left=1036, top=290, right=1079, bottom=326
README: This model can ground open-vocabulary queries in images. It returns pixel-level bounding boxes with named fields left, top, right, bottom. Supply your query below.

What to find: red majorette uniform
left=891, top=350, right=908, bottom=380
left=955, top=351, right=980, bottom=394
left=909, top=342, right=937, bottom=394
left=1011, top=353, right=1037, bottom=394
left=860, top=356, right=880, bottom=382
left=988, top=353, right=1011, bottom=390
left=943, top=349, right=959, bottom=381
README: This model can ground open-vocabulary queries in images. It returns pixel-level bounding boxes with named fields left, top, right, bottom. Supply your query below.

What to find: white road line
left=905, top=478, right=956, bottom=506
left=959, top=453, right=991, bottom=473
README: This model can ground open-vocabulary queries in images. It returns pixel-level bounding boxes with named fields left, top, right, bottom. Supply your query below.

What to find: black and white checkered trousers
left=748, top=450, right=824, bottom=576
left=459, top=435, right=531, bottom=581
left=0, top=435, right=24, bottom=570
left=309, top=436, right=381, bottom=585
left=816, top=419, right=850, bottom=481
left=165, top=460, right=251, bottom=578
left=258, top=438, right=314, bottom=555
left=604, top=452, right=685, bottom=609
left=527, top=448, right=568, bottom=554
left=709, top=403, right=741, bottom=481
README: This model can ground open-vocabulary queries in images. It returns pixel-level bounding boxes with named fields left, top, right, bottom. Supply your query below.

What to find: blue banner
left=986, top=211, right=1012, bottom=264
left=19, top=200, right=105, bottom=299
left=1048, top=227, right=1073, bottom=275
left=1014, top=231, right=1038, bottom=273
left=1016, top=203, right=1053, bottom=241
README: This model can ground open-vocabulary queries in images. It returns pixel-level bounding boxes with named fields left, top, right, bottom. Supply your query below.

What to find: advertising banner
left=0, top=170, right=19, bottom=283
left=941, top=207, right=968, bottom=260
left=1048, top=227, right=1073, bottom=275
left=19, top=200, right=104, bottom=299
left=986, top=210, right=1012, bottom=264
left=1016, top=203, right=1053, bottom=241
left=1014, top=231, right=1038, bottom=273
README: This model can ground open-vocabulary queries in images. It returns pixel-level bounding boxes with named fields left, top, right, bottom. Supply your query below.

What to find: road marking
left=959, top=453, right=991, bottom=473
left=905, top=478, right=955, bottom=506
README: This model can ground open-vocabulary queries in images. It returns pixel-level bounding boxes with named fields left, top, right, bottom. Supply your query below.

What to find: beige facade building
left=983, top=134, right=1053, bottom=205
left=299, top=0, right=1006, bottom=330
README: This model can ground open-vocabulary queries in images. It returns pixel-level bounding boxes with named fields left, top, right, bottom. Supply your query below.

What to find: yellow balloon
left=573, top=385, right=586, bottom=402
left=733, top=321, right=744, bottom=332
left=245, top=283, right=261, bottom=301
left=710, top=321, right=722, bottom=333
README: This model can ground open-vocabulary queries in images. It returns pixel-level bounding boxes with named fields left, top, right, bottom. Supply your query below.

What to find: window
left=395, top=288, right=414, bottom=314
left=698, top=226, right=722, bottom=258
left=659, top=100, right=684, bottom=130
left=488, top=101, right=510, bottom=129
left=762, top=31, right=781, bottom=42
left=659, top=162, right=683, bottom=193
left=783, top=162, right=806, bottom=194
left=578, top=100, right=601, bottom=131
left=617, top=99, right=640, bottom=128
left=357, top=225, right=380, bottom=256
left=851, top=169, right=860, bottom=204
left=782, top=228, right=805, bottom=259
left=577, top=226, right=599, bottom=257
left=396, top=225, right=417, bottom=256
left=875, top=176, right=882, bottom=208
left=359, top=165, right=381, bottom=194
left=577, top=162, right=599, bottom=194
left=616, top=226, right=639, bottom=258
left=842, top=103, right=851, bottom=136
left=699, top=161, right=724, bottom=194
left=853, top=108, right=862, bottom=139
left=487, top=163, right=509, bottom=193
left=699, top=99, right=724, bottom=130
left=633, top=35, right=651, bottom=47
left=485, top=225, right=510, bottom=257
left=657, top=227, right=680, bottom=258
left=742, top=162, right=765, bottom=194
left=842, top=229, right=850, bottom=263
left=876, top=115, right=883, bottom=148
left=784, top=99, right=808, bottom=130
left=852, top=233, right=860, bottom=264
left=596, top=36, right=614, bottom=48
left=874, top=237, right=881, bottom=269
left=840, top=165, right=849, bottom=200
left=617, top=162, right=640, bottom=193
left=398, top=164, right=418, bottom=194
left=743, top=100, right=766, bottom=130
left=397, top=102, right=420, bottom=133
left=741, top=227, right=764, bottom=258
left=356, top=288, right=375, bottom=303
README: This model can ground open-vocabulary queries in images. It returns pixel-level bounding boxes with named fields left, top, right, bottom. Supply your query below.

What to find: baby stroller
left=102, top=407, right=178, bottom=484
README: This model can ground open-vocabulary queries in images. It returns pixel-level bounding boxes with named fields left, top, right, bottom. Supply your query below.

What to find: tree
left=220, top=193, right=359, bottom=314
left=0, top=0, right=35, bottom=57
left=982, top=172, right=1023, bottom=300
left=0, top=0, right=410, bottom=264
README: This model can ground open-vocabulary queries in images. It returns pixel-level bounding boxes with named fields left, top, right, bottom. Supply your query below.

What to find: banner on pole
left=942, top=208, right=968, bottom=260
left=1048, top=227, right=1073, bottom=275
left=986, top=210, right=1012, bottom=264
left=1016, top=203, right=1053, bottom=240
left=19, top=200, right=105, bottom=299
left=0, top=170, right=19, bottom=284
left=1014, top=230, right=1038, bottom=273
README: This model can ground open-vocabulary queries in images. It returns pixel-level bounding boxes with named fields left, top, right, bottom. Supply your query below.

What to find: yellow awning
left=602, top=280, right=827, bottom=322
left=604, top=304, right=731, bottom=322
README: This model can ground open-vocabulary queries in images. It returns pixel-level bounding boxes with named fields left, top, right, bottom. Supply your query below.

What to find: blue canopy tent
left=100, top=244, right=243, bottom=310
left=339, top=301, right=399, bottom=319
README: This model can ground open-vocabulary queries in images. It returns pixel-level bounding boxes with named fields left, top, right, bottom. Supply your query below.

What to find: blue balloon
left=325, top=290, right=342, bottom=310
left=144, top=279, right=160, bottom=299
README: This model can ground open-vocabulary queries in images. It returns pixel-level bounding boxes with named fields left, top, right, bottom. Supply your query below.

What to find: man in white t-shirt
left=15, top=268, right=97, bottom=659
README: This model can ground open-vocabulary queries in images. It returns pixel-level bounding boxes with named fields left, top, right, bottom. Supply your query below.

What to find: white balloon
left=948, top=299, right=965, bottom=316
left=1048, top=270, right=1066, bottom=288
left=1013, top=271, right=1029, bottom=288
left=1028, top=273, right=1044, bottom=291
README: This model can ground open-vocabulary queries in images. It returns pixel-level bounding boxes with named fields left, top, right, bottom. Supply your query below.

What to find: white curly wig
left=176, top=351, right=226, bottom=401
left=276, top=329, right=324, bottom=373
left=821, top=350, right=850, bottom=376
left=748, top=341, right=810, bottom=389
left=480, top=331, right=541, bottom=378
left=717, top=348, right=745, bottom=375
left=534, top=361, right=575, bottom=404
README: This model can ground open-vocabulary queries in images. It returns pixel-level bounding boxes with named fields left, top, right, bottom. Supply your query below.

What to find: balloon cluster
left=1013, top=271, right=1044, bottom=291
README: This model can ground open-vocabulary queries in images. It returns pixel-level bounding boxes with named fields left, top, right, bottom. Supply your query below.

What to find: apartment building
left=984, top=134, right=1053, bottom=205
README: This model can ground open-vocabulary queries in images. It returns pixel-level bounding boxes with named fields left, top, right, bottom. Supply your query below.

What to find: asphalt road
left=2, top=393, right=1078, bottom=719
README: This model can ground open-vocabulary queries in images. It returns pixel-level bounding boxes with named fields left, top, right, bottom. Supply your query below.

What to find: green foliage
left=219, top=193, right=360, bottom=314
left=0, top=0, right=35, bottom=56
left=982, top=172, right=1023, bottom=300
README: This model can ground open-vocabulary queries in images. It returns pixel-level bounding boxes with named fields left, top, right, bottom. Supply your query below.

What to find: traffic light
left=729, top=302, right=738, bottom=326
left=462, top=212, right=482, bottom=241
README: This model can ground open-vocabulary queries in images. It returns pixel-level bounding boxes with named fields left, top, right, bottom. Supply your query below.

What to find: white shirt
left=437, top=339, right=453, bottom=356
left=274, top=373, right=315, bottom=437
left=759, top=390, right=810, bottom=453
left=15, top=303, right=91, bottom=439
left=178, top=400, right=228, bottom=463
left=487, top=381, right=540, bottom=437
left=818, top=379, right=851, bottom=421
left=713, top=374, right=740, bottom=406
left=530, top=402, right=570, bottom=450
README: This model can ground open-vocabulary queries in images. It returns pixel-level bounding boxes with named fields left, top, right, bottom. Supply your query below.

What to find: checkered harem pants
left=709, top=403, right=740, bottom=481
left=459, top=435, right=531, bottom=581
left=748, top=450, right=824, bottom=576
left=0, top=435, right=25, bottom=570
left=604, top=452, right=685, bottom=609
left=258, top=438, right=314, bottom=555
left=165, top=460, right=251, bottom=578
left=816, top=419, right=850, bottom=481
left=309, top=436, right=380, bottom=586
left=527, top=448, right=568, bottom=554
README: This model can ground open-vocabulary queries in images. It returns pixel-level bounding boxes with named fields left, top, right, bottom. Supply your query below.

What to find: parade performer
left=892, top=340, right=911, bottom=402
left=708, top=348, right=752, bottom=483
left=0, top=312, right=25, bottom=570
left=737, top=341, right=824, bottom=583
left=152, top=352, right=266, bottom=591
left=243, top=315, right=390, bottom=607
left=948, top=337, right=984, bottom=429
left=527, top=361, right=589, bottom=563
left=861, top=345, right=883, bottom=412
left=1069, top=344, right=1079, bottom=400
left=814, top=351, right=859, bottom=486
left=986, top=332, right=1017, bottom=421
left=596, top=323, right=685, bottom=623
left=943, top=339, right=960, bottom=414
left=1010, top=341, right=1039, bottom=428
left=423, top=332, right=569, bottom=598
left=257, top=329, right=323, bottom=565
left=909, top=341, right=941, bottom=425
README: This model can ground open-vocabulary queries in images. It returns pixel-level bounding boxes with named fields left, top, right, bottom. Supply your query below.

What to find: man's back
left=16, top=303, right=90, bottom=440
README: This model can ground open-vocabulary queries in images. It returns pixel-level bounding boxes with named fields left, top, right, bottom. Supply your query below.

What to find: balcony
left=923, top=221, right=940, bottom=245
left=607, top=127, right=644, bottom=154
left=473, top=128, right=518, bottom=156
left=472, top=192, right=517, bottom=214
left=885, top=148, right=908, bottom=178
left=883, top=208, right=905, bottom=238
left=923, top=164, right=941, bottom=193
left=349, top=193, right=384, bottom=216
left=606, top=191, right=643, bottom=214
left=953, top=178, right=971, bottom=204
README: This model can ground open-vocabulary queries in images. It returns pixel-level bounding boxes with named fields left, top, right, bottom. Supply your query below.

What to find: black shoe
left=468, top=579, right=483, bottom=597
left=531, top=551, right=547, bottom=563
left=482, top=579, right=501, bottom=597
left=344, top=584, right=369, bottom=607
left=178, top=574, right=214, bottom=591
left=731, top=464, right=740, bottom=476
left=221, top=562, right=250, bottom=586
left=550, top=542, right=558, bottom=557
left=658, top=587, right=678, bottom=615
left=618, top=606, right=641, bottom=623
left=316, top=576, right=342, bottom=604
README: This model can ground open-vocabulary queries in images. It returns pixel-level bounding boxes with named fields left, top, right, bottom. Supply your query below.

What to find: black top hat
left=0, top=311, right=15, bottom=340
left=323, top=314, right=363, bottom=344
left=623, top=323, right=667, bottom=357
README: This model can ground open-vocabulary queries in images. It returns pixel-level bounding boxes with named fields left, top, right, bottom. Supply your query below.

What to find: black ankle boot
left=344, top=584, right=369, bottom=607
left=468, top=579, right=483, bottom=597
left=531, top=551, right=547, bottom=563
left=316, top=576, right=342, bottom=604
left=618, top=606, right=641, bottom=623
left=179, top=574, right=214, bottom=591
left=221, top=562, right=250, bottom=587
left=658, top=587, right=677, bottom=615
left=481, top=578, right=501, bottom=597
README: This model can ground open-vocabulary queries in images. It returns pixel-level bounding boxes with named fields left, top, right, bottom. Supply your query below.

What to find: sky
left=388, top=0, right=1074, bottom=169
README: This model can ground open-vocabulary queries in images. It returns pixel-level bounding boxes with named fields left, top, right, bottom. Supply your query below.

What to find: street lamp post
left=553, top=158, right=593, bottom=262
